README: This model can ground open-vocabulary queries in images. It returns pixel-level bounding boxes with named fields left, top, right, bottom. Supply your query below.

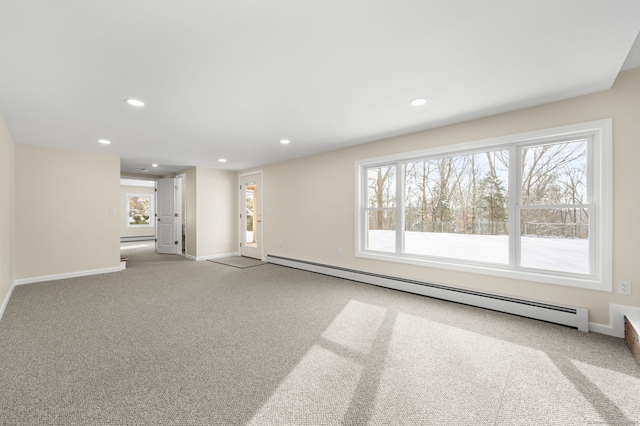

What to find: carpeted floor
left=0, top=241, right=639, bottom=425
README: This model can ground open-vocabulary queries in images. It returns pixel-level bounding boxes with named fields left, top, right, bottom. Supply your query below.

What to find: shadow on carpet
left=207, top=256, right=266, bottom=269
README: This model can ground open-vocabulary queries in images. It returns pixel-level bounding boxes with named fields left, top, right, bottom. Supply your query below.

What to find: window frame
left=355, top=119, right=612, bottom=291
left=125, top=193, right=155, bottom=228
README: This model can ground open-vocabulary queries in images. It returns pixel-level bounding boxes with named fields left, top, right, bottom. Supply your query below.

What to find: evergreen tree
left=479, top=173, right=507, bottom=234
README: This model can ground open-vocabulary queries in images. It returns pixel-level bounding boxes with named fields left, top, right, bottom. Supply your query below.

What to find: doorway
left=240, top=172, right=263, bottom=259
left=120, top=178, right=156, bottom=242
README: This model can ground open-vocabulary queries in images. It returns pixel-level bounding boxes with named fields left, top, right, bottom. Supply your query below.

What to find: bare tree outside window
left=365, top=165, right=396, bottom=252
left=402, top=150, right=509, bottom=263
left=520, top=140, right=589, bottom=273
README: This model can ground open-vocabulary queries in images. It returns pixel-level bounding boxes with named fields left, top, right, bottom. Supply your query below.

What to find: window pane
left=367, top=165, right=396, bottom=208
left=128, top=196, right=151, bottom=225
left=521, top=140, right=587, bottom=205
left=403, top=150, right=509, bottom=264
left=366, top=210, right=395, bottom=252
left=245, top=182, right=257, bottom=246
left=520, top=208, right=589, bottom=274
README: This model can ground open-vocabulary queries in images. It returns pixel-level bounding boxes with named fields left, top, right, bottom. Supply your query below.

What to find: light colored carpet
left=0, top=241, right=639, bottom=425
left=208, top=256, right=266, bottom=269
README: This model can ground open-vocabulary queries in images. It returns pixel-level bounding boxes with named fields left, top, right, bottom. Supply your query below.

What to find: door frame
left=239, top=170, right=264, bottom=260
left=176, top=173, right=186, bottom=256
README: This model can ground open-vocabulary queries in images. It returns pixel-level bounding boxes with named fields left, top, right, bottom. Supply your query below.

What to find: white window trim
left=126, top=193, right=155, bottom=228
left=355, top=119, right=612, bottom=292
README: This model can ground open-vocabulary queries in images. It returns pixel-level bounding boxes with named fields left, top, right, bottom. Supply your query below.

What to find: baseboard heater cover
left=266, top=255, right=589, bottom=332
left=120, top=236, right=155, bottom=242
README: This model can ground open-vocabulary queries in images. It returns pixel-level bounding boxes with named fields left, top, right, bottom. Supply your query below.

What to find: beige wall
left=15, top=144, right=121, bottom=279
left=184, top=167, right=197, bottom=257
left=253, top=68, right=640, bottom=327
left=0, top=113, right=15, bottom=310
left=120, top=184, right=156, bottom=238
left=180, top=167, right=237, bottom=259
left=195, top=167, right=238, bottom=257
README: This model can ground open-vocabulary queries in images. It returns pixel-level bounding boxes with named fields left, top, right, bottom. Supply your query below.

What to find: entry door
left=240, top=173, right=262, bottom=259
left=156, top=178, right=178, bottom=254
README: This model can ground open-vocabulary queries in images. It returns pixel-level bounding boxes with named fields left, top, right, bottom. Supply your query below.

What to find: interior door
left=156, top=178, right=178, bottom=254
left=240, top=172, right=262, bottom=259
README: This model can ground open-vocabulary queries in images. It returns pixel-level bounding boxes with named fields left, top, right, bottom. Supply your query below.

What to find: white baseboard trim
left=186, top=252, right=240, bottom=261
left=0, top=281, right=17, bottom=322
left=13, top=266, right=123, bottom=286
left=589, top=304, right=640, bottom=338
left=588, top=322, right=616, bottom=336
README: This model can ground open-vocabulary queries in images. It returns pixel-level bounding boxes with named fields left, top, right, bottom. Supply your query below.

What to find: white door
left=156, top=178, right=178, bottom=254
left=240, top=172, right=262, bottom=259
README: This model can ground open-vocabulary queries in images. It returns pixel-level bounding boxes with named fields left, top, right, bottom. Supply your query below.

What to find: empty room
left=1, top=1, right=640, bottom=425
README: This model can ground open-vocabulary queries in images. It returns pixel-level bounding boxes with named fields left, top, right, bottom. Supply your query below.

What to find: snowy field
left=368, top=230, right=589, bottom=274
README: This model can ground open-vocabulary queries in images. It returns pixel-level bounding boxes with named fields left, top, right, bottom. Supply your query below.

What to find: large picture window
left=356, top=120, right=612, bottom=291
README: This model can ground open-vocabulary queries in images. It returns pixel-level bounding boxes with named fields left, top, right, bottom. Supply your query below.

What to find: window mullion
left=360, top=168, right=366, bottom=253
left=587, top=135, right=596, bottom=276
left=396, top=161, right=404, bottom=254
left=508, top=145, right=519, bottom=268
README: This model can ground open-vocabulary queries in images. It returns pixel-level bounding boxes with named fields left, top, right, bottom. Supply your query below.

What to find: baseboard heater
left=266, top=255, right=589, bottom=332
left=120, top=236, right=155, bottom=242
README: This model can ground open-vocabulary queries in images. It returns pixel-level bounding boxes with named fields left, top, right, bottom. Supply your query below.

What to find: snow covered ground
left=367, top=230, right=589, bottom=274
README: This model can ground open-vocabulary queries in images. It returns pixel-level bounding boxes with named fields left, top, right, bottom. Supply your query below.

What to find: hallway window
left=126, top=194, right=154, bottom=227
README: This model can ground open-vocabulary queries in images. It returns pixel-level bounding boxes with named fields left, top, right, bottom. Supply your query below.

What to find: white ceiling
left=1, top=1, right=639, bottom=176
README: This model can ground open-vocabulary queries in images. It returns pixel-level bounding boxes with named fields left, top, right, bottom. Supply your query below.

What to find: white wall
left=251, top=68, right=640, bottom=327
left=15, top=144, right=121, bottom=280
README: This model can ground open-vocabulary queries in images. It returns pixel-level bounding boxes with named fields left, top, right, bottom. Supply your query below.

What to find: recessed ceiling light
left=141, top=168, right=149, bottom=173
left=218, top=158, right=227, bottom=163
left=410, top=98, right=428, bottom=107
left=125, top=98, right=145, bottom=107
left=152, top=164, right=158, bottom=167
left=280, top=139, right=290, bottom=145
left=98, top=139, right=111, bottom=145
